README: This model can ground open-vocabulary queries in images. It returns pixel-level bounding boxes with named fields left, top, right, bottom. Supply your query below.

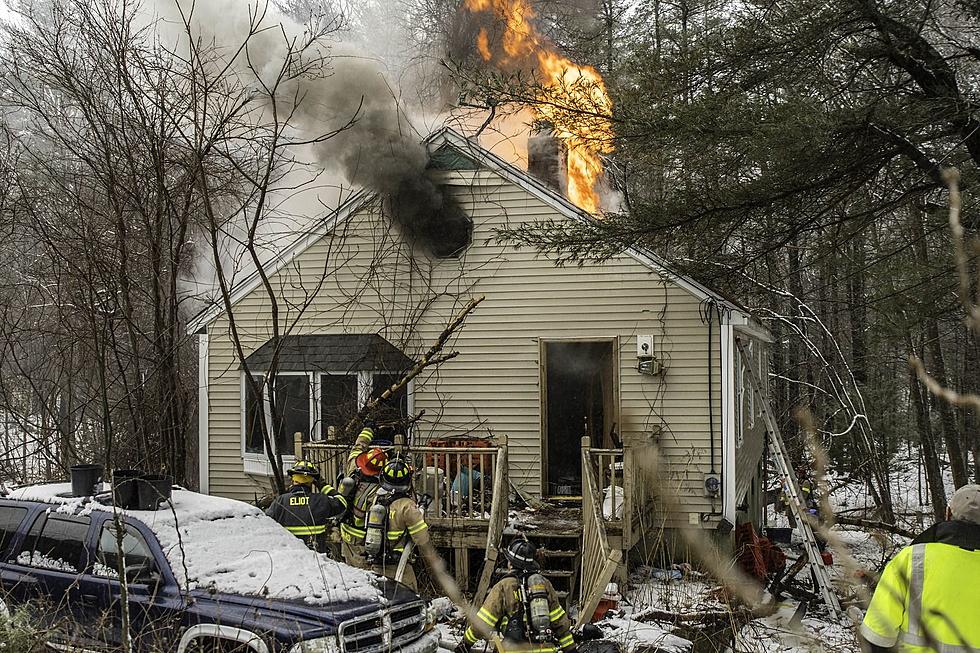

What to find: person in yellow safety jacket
left=265, top=460, right=348, bottom=552
left=861, top=484, right=980, bottom=652
left=339, top=424, right=389, bottom=569
left=457, top=539, right=577, bottom=653
left=366, top=458, right=430, bottom=591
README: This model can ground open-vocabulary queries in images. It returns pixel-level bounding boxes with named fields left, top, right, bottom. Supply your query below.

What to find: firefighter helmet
left=379, top=459, right=413, bottom=492
left=287, top=460, right=321, bottom=481
left=504, top=538, right=538, bottom=570
left=356, top=447, right=388, bottom=477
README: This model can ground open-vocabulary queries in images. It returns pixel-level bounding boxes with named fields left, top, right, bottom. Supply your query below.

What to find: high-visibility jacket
left=340, top=427, right=380, bottom=547
left=463, top=574, right=575, bottom=653
left=265, top=484, right=347, bottom=551
left=385, top=495, right=429, bottom=557
left=340, top=476, right=381, bottom=546
left=861, top=520, right=980, bottom=652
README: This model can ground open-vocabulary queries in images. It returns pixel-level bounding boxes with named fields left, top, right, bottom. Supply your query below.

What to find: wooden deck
left=298, top=435, right=636, bottom=607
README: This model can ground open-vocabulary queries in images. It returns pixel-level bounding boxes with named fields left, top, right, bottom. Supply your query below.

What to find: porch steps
left=500, top=532, right=582, bottom=606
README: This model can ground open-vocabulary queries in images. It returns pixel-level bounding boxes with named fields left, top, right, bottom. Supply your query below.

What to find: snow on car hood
left=8, top=483, right=382, bottom=606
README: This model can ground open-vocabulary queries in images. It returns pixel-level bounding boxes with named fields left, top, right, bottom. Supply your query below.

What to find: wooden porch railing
left=577, top=436, right=627, bottom=626
left=297, top=434, right=509, bottom=601
left=298, top=436, right=508, bottom=524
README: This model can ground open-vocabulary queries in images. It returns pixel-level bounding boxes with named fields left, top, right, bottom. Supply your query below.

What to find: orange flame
left=464, top=0, right=614, bottom=213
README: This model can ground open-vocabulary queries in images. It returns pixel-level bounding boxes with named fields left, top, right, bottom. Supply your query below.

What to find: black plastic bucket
left=111, top=469, right=143, bottom=509
left=70, top=464, right=103, bottom=497
left=766, top=527, right=793, bottom=544
left=136, top=474, right=172, bottom=510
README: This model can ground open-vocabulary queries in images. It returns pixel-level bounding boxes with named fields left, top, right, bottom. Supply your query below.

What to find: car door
left=0, top=503, right=33, bottom=609
left=9, top=510, right=93, bottom=646
left=76, top=516, right=182, bottom=652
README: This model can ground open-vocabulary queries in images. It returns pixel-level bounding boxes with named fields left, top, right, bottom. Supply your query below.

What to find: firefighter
left=338, top=426, right=389, bottom=569
left=362, top=458, right=431, bottom=591
left=266, top=460, right=348, bottom=552
left=861, top=484, right=980, bottom=652
left=456, top=538, right=577, bottom=653
left=345, top=422, right=383, bottom=476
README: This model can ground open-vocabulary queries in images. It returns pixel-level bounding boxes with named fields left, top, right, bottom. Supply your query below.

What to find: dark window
left=371, top=373, right=408, bottom=425
left=95, top=522, right=157, bottom=582
left=18, top=514, right=90, bottom=573
left=0, top=506, right=27, bottom=558
left=274, top=375, right=310, bottom=453
left=244, top=375, right=265, bottom=454
left=320, top=375, right=358, bottom=440
left=245, top=375, right=310, bottom=454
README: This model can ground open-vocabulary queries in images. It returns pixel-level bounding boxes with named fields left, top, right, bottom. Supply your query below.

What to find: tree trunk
left=908, top=335, right=947, bottom=521
left=786, top=244, right=803, bottom=451
left=910, top=205, right=969, bottom=488
left=964, top=329, right=980, bottom=484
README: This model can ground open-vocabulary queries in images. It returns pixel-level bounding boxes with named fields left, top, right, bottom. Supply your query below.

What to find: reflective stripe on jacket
left=463, top=575, right=574, bottom=653
left=861, top=520, right=980, bottom=652
left=341, top=479, right=381, bottom=544
left=265, top=485, right=347, bottom=549
left=385, top=495, right=429, bottom=554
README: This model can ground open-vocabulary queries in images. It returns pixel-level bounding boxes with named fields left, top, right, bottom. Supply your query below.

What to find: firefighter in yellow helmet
left=362, top=458, right=431, bottom=591
left=861, top=484, right=980, bottom=652
left=265, top=460, right=347, bottom=552
left=457, top=538, right=577, bottom=653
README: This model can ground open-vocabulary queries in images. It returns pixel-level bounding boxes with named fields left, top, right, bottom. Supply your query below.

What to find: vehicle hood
left=188, top=577, right=422, bottom=636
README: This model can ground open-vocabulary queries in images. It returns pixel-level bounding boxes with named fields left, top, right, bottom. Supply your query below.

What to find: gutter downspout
left=198, top=330, right=210, bottom=494
left=720, top=317, right=737, bottom=526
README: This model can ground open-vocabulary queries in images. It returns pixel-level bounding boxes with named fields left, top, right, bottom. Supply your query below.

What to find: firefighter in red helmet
left=338, top=423, right=389, bottom=568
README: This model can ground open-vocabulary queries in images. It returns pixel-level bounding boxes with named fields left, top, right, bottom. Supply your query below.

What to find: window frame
left=92, top=519, right=159, bottom=583
left=0, top=503, right=29, bottom=561
left=14, top=511, right=92, bottom=574
left=241, top=370, right=413, bottom=476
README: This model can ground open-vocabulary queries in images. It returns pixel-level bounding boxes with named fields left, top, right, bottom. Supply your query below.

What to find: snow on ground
left=624, top=567, right=729, bottom=617
left=8, top=482, right=381, bottom=606
left=828, top=526, right=907, bottom=575
left=597, top=617, right=693, bottom=653
left=733, top=602, right=858, bottom=653
left=828, top=449, right=954, bottom=530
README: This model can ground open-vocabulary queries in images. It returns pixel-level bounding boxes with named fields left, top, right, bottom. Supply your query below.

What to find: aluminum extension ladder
left=735, top=338, right=842, bottom=619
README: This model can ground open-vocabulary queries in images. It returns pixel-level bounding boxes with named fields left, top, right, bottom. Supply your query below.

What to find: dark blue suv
left=0, top=482, right=440, bottom=653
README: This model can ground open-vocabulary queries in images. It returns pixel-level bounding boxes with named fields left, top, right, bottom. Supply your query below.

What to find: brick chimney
left=527, top=126, right=567, bottom=196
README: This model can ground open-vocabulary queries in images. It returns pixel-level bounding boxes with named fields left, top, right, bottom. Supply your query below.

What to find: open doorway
left=542, top=339, right=618, bottom=497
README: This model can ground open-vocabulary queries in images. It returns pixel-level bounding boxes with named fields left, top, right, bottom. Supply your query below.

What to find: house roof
left=186, top=127, right=747, bottom=334
left=242, top=334, right=412, bottom=373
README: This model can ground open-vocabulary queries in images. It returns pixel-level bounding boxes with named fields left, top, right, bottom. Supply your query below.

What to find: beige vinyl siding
left=205, top=167, right=728, bottom=529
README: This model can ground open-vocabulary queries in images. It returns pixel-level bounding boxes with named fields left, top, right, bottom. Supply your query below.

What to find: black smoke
left=292, top=46, right=473, bottom=258
left=388, top=177, right=472, bottom=258
left=160, top=4, right=473, bottom=257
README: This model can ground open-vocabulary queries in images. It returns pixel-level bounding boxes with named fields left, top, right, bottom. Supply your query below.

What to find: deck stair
left=498, top=531, right=582, bottom=602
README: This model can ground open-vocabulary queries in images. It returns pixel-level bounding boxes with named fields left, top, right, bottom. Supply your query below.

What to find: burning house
left=188, top=125, right=772, bottom=606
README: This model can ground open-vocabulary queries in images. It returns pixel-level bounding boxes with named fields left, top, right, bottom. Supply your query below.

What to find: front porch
left=298, top=435, right=637, bottom=615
